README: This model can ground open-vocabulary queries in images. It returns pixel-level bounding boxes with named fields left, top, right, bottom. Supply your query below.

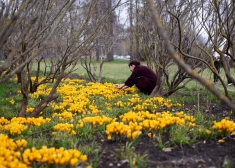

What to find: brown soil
left=98, top=136, right=235, bottom=168
left=97, top=103, right=235, bottom=168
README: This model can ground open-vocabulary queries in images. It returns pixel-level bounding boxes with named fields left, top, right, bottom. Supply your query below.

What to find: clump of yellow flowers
left=0, top=134, right=87, bottom=167
left=26, top=107, right=34, bottom=113
left=105, top=121, right=142, bottom=140
left=80, top=116, right=113, bottom=126
left=54, top=123, right=76, bottom=135
left=105, top=111, right=196, bottom=141
left=52, top=111, right=74, bottom=120
left=3, top=122, right=28, bottom=135
left=0, top=117, right=51, bottom=135
left=23, top=146, right=87, bottom=166
left=212, top=119, right=235, bottom=135
left=0, top=134, right=28, bottom=168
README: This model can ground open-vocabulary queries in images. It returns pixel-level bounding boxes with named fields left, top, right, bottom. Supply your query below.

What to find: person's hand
left=115, top=84, right=121, bottom=89
left=115, top=84, right=128, bottom=90
left=115, top=84, right=125, bottom=89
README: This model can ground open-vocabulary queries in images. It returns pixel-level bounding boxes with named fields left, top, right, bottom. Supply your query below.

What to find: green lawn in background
left=96, top=59, right=131, bottom=80
left=72, top=59, right=235, bottom=93
left=33, top=58, right=235, bottom=91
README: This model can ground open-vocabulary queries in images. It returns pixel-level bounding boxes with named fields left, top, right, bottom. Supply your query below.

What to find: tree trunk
left=19, top=70, right=29, bottom=117
left=106, top=0, right=114, bottom=61
left=30, top=76, right=62, bottom=117
left=150, top=67, right=164, bottom=96
left=135, top=0, right=142, bottom=61
left=30, top=95, right=58, bottom=117
left=129, top=0, right=134, bottom=60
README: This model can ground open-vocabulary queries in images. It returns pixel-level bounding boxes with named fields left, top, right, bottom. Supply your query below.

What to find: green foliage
left=77, top=142, right=101, bottom=168
left=153, top=133, right=170, bottom=151
left=222, top=156, right=235, bottom=168
left=76, top=123, right=96, bottom=143
left=129, top=152, right=148, bottom=168
left=51, top=132, right=78, bottom=149
left=0, top=106, right=18, bottom=119
left=26, top=132, right=52, bottom=149
left=0, top=81, right=19, bottom=98
left=41, top=106, right=55, bottom=118
left=169, top=125, right=195, bottom=146
left=0, top=81, right=20, bottom=118
left=113, top=141, right=148, bottom=168
left=112, top=141, right=136, bottom=160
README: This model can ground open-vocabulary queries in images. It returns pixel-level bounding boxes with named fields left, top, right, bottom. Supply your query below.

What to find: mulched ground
left=97, top=103, right=235, bottom=168
left=98, top=136, right=235, bottom=168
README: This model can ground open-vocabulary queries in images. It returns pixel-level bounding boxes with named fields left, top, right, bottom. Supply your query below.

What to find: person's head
left=128, top=60, right=140, bottom=72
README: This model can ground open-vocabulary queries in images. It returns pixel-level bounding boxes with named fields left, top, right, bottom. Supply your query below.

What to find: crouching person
left=117, top=60, right=158, bottom=95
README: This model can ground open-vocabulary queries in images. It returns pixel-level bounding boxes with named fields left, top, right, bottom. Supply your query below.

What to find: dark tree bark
left=19, top=70, right=29, bottom=117
left=129, top=0, right=134, bottom=60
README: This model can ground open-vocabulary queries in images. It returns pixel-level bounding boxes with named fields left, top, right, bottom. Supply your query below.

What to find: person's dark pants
left=213, top=60, right=221, bottom=83
left=135, top=76, right=156, bottom=95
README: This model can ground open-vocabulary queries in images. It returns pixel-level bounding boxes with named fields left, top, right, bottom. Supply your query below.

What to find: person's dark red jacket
left=124, top=65, right=158, bottom=95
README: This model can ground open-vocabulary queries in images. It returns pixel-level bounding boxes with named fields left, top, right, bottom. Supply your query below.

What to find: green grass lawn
left=95, top=59, right=131, bottom=80
left=72, top=58, right=235, bottom=92
left=28, top=58, right=235, bottom=94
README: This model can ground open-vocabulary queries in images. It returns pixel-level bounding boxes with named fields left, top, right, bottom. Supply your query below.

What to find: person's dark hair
left=128, top=60, right=140, bottom=67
